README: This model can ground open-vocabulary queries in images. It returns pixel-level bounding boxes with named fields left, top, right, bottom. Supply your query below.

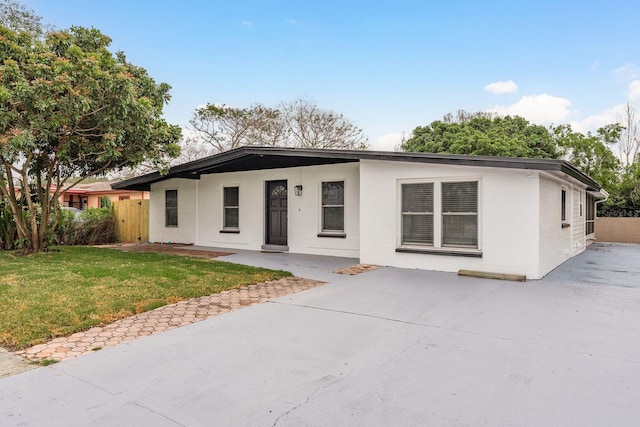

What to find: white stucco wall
left=150, top=163, right=360, bottom=258
left=147, top=158, right=592, bottom=280
left=572, top=188, right=586, bottom=255
left=359, top=160, right=541, bottom=278
left=149, top=178, right=198, bottom=244
left=538, top=176, right=587, bottom=277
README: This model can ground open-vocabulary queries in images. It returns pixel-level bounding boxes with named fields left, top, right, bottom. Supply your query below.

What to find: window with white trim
left=441, top=181, right=478, bottom=247
left=165, top=189, right=178, bottom=227
left=401, top=183, right=433, bottom=245
left=400, top=180, right=479, bottom=251
left=321, top=181, right=344, bottom=233
left=579, top=190, right=583, bottom=218
left=223, top=186, right=239, bottom=230
left=586, top=193, right=595, bottom=235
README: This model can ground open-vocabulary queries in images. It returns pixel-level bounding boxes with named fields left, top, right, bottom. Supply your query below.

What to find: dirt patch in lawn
left=102, top=243, right=234, bottom=259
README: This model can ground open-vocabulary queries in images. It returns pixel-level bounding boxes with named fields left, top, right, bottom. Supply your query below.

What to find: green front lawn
left=0, top=246, right=290, bottom=350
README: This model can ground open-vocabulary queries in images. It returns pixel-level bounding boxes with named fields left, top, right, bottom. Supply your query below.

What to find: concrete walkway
left=0, top=348, right=34, bottom=379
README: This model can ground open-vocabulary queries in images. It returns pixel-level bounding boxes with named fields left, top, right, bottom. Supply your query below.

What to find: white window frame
left=561, top=187, right=568, bottom=225
left=400, top=181, right=435, bottom=246
left=319, top=179, right=347, bottom=236
left=165, top=189, right=178, bottom=228
left=578, top=189, right=584, bottom=218
left=222, top=186, right=240, bottom=231
left=397, top=177, right=482, bottom=254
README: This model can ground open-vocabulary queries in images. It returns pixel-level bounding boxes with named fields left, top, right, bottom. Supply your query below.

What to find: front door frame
left=264, top=180, right=288, bottom=249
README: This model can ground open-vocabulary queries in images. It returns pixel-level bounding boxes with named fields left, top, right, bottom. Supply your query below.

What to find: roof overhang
left=112, top=146, right=604, bottom=193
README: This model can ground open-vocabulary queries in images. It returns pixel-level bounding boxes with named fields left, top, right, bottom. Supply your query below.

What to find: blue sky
left=25, top=0, right=640, bottom=150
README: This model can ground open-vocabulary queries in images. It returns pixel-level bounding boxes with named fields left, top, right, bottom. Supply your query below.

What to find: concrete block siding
left=149, top=160, right=591, bottom=280
left=151, top=163, right=360, bottom=258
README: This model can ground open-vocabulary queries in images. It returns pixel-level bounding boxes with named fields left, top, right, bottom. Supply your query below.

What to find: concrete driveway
left=1, top=245, right=640, bottom=426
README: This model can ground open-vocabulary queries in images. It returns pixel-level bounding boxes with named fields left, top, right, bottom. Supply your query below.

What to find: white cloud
left=570, top=103, right=632, bottom=134
left=484, top=80, right=518, bottom=94
left=612, top=63, right=638, bottom=81
left=628, top=80, right=640, bottom=101
left=570, top=80, right=640, bottom=134
left=488, top=94, right=572, bottom=125
left=287, top=18, right=298, bottom=25
left=241, top=21, right=253, bottom=28
left=370, top=133, right=405, bottom=151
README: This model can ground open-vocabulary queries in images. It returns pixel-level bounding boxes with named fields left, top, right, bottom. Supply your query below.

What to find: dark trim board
left=396, top=248, right=483, bottom=258
left=113, top=147, right=603, bottom=193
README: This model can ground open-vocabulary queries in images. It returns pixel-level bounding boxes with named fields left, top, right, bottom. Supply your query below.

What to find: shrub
left=60, top=207, right=116, bottom=246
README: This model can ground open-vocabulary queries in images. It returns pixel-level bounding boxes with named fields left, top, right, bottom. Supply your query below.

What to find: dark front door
left=266, top=180, right=288, bottom=246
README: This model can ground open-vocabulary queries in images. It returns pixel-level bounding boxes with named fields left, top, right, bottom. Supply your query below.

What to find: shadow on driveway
left=543, top=242, right=640, bottom=287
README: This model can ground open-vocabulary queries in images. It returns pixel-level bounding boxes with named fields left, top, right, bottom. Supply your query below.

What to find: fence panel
left=595, top=217, right=640, bottom=244
left=113, top=199, right=149, bottom=243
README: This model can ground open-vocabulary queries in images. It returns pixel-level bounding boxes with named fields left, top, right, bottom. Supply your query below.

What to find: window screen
left=401, top=183, right=434, bottom=245
left=441, top=181, right=477, bottom=247
left=561, top=189, right=567, bottom=222
left=322, top=181, right=344, bottom=232
left=165, top=190, right=178, bottom=227
left=223, top=187, right=239, bottom=229
left=585, top=193, right=595, bottom=235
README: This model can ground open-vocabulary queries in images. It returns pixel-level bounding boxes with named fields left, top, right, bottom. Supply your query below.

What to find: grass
left=0, top=246, right=290, bottom=350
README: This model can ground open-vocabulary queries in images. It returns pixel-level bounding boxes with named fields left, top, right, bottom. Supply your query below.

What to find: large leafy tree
left=401, top=114, right=559, bottom=158
left=552, top=124, right=622, bottom=193
left=0, top=25, right=181, bottom=253
left=0, top=0, right=47, bottom=36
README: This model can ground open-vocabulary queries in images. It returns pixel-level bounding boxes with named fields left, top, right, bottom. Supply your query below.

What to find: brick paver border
left=333, top=264, right=379, bottom=275
left=16, top=276, right=324, bottom=363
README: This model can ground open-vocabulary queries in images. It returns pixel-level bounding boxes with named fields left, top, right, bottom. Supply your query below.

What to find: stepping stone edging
left=16, top=276, right=324, bottom=363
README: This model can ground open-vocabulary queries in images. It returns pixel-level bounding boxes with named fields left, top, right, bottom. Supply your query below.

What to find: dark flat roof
left=112, top=147, right=602, bottom=192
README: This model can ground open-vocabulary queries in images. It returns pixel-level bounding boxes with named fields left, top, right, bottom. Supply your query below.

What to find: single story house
left=58, top=182, right=148, bottom=210
left=113, top=147, right=606, bottom=280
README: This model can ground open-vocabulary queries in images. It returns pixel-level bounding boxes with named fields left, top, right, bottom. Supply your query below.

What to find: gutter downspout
left=593, top=189, right=609, bottom=242
left=595, top=189, right=609, bottom=216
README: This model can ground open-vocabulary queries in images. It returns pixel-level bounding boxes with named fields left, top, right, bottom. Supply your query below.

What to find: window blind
left=223, top=187, right=239, bottom=229
left=322, top=181, right=344, bottom=232
left=401, top=183, right=434, bottom=245
left=441, top=182, right=477, bottom=247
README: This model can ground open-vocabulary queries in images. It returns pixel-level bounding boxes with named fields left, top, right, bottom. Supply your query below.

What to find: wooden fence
left=595, top=217, right=640, bottom=244
left=113, top=199, right=149, bottom=243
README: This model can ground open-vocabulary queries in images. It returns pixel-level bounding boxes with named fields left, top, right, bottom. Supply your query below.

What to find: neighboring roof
left=73, top=182, right=115, bottom=192
left=45, top=181, right=145, bottom=196
left=112, top=146, right=603, bottom=193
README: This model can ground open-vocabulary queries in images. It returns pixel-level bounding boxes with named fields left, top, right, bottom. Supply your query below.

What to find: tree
left=616, top=102, right=640, bottom=166
left=281, top=98, right=368, bottom=149
left=0, top=25, right=181, bottom=253
left=552, top=124, right=621, bottom=192
left=189, top=103, right=287, bottom=153
left=616, top=161, right=640, bottom=210
left=187, top=98, right=368, bottom=155
left=0, top=0, right=48, bottom=36
left=441, top=109, right=496, bottom=124
left=401, top=113, right=559, bottom=158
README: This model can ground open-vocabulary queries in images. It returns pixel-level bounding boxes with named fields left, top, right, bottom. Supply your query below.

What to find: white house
left=114, top=147, right=606, bottom=280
